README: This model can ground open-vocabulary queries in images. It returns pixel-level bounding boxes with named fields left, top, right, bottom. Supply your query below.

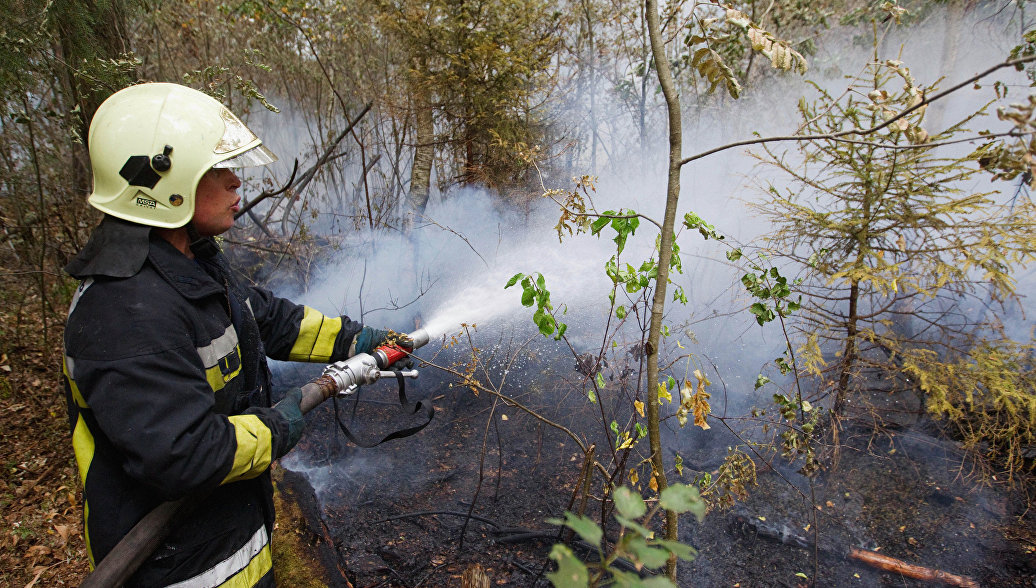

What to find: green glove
left=272, top=388, right=305, bottom=456
left=350, top=326, right=389, bottom=356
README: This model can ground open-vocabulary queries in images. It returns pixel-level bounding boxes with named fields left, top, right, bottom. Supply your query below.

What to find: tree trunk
left=407, top=82, right=434, bottom=231
left=836, top=278, right=860, bottom=416
left=645, top=0, right=682, bottom=580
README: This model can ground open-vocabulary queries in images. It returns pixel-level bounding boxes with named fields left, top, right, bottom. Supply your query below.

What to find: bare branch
left=680, top=55, right=1036, bottom=166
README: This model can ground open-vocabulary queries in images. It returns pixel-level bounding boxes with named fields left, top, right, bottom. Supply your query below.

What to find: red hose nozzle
left=373, top=328, right=429, bottom=369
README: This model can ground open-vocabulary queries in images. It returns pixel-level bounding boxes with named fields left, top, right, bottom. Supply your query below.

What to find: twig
left=234, top=158, right=299, bottom=220
left=460, top=397, right=499, bottom=550
left=412, top=215, right=490, bottom=269
left=373, top=510, right=501, bottom=529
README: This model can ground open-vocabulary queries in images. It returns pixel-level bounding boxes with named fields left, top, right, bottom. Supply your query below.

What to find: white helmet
left=87, top=83, right=277, bottom=228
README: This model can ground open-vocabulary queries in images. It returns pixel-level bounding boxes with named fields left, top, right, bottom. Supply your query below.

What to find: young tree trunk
left=408, top=83, right=434, bottom=230
left=645, top=0, right=682, bottom=579
left=836, top=278, right=860, bottom=416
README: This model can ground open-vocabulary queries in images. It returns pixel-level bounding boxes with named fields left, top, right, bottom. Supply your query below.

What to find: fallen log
left=847, top=547, right=979, bottom=588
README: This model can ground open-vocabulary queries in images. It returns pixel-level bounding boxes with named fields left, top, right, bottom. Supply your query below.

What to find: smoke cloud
left=253, top=3, right=1030, bottom=423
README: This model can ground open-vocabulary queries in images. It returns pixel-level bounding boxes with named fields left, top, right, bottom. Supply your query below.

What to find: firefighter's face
left=193, top=168, right=242, bottom=236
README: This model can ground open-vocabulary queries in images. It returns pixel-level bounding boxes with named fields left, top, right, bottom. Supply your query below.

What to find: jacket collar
left=65, top=215, right=152, bottom=279
left=147, top=235, right=225, bottom=300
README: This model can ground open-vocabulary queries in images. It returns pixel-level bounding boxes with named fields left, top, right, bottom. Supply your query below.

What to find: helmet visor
left=213, top=144, right=279, bottom=169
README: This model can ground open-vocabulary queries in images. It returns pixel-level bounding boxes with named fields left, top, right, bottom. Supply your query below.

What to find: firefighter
left=62, top=82, right=394, bottom=586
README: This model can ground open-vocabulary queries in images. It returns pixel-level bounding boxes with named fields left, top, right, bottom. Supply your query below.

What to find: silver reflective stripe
left=196, top=324, right=239, bottom=368
left=67, top=278, right=94, bottom=317
left=164, top=524, right=269, bottom=588
left=64, top=279, right=94, bottom=377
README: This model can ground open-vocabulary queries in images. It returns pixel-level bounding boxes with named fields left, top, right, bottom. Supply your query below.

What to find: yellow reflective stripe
left=217, top=542, right=272, bottom=588
left=206, top=365, right=227, bottom=392
left=72, top=414, right=97, bottom=568
left=288, top=306, right=341, bottom=362
left=203, top=345, right=242, bottom=392
left=221, top=415, right=272, bottom=484
left=72, top=414, right=94, bottom=486
left=85, top=501, right=94, bottom=570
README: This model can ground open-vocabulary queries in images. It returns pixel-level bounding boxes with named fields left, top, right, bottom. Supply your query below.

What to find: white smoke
left=257, top=3, right=1031, bottom=418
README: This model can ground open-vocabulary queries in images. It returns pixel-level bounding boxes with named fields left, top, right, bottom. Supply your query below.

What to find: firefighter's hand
left=350, top=326, right=389, bottom=356
left=273, top=388, right=305, bottom=455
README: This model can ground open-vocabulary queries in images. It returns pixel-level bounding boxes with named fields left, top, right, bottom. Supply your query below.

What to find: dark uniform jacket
left=63, top=231, right=360, bottom=587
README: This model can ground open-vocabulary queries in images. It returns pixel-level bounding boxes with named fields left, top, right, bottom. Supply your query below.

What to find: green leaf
left=595, top=372, right=606, bottom=389
left=588, top=388, right=597, bottom=403
left=554, top=323, right=568, bottom=341
left=725, top=248, right=743, bottom=261
left=591, top=217, right=610, bottom=234
left=505, top=273, right=524, bottom=288
left=616, top=305, right=627, bottom=319
left=652, top=539, right=698, bottom=562
left=537, top=314, right=556, bottom=336
left=754, top=375, right=772, bottom=390
left=546, top=544, right=589, bottom=588
left=609, top=569, right=669, bottom=588
left=659, top=484, right=704, bottom=520
left=615, top=233, right=628, bottom=255
left=615, top=515, right=655, bottom=540
left=625, top=536, right=670, bottom=570
left=673, top=286, right=687, bottom=304
left=560, top=512, right=603, bottom=546
left=613, top=486, right=647, bottom=519
left=521, top=287, right=534, bottom=307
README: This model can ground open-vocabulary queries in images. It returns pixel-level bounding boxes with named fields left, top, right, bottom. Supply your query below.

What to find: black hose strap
left=333, top=371, right=434, bottom=448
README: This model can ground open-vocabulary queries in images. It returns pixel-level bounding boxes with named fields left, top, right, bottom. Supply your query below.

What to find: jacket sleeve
left=245, top=285, right=363, bottom=362
left=70, top=342, right=293, bottom=501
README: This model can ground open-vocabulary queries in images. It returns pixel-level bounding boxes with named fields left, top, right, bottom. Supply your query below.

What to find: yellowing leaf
left=658, top=383, right=672, bottom=404
left=629, top=468, right=639, bottom=485
left=634, top=400, right=645, bottom=417
left=649, top=475, right=659, bottom=493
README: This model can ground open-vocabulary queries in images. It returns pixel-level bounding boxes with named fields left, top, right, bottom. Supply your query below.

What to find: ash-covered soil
left=274, top=346, right=1036, bottom=588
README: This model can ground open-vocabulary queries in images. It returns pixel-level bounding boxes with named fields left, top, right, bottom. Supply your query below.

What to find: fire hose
left=79, top=329, right=430, bottom=588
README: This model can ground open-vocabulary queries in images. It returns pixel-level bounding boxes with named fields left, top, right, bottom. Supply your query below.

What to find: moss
left=272, top=472, right=329, bottom=588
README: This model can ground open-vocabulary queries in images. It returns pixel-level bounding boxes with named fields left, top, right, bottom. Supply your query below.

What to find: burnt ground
left=274, top=343, right=1036, bottom=588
